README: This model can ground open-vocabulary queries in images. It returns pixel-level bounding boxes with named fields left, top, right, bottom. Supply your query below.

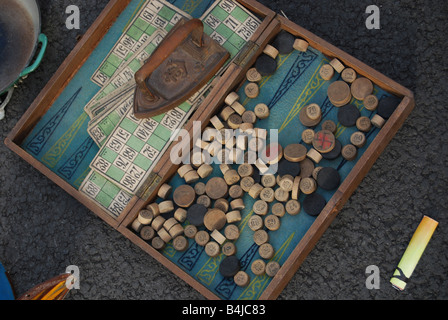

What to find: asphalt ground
left=0, top=0, right=447, bottom=301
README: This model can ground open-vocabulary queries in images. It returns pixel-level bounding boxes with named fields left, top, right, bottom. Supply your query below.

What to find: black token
left=219, top=256, right=241, bottom=278
left=303, top=193, right=327, bottom=216
left=186, top=204, right=207, bottom=227
left=272, top=31, right=295, bottom=54
left=316, top=167, right=341, bottom=190
left=255, top=54, right=278, bottom=76
left=337, top=104, right=361, bottom=127
left=252, top=167, right=261, bottom=184
left=322, top=139, right=342, bottom=160
left=277, top=158, right=301, bottom=177
left=377, top=95, right=401, bottom=119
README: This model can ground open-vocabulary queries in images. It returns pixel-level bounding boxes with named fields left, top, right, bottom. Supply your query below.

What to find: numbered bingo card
left=91, top=0, right=192, bottom=88
left=90, top=103, right=194, bottom=195
left=200, top=0, right=262, bottom=58
left=80, top=170, right=132, bottom=219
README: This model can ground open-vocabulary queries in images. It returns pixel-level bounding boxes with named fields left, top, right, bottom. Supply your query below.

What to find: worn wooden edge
left=260, top=96, right=415, bottom=300
left=277, top=15, right=414, bottom=99
left=117, top=224, right=221, bottom=300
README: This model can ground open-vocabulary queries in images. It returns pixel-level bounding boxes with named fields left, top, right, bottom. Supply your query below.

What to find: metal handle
left=20, top=33, right=48, bottom=78
left=134, top=19, right=204, bottom=101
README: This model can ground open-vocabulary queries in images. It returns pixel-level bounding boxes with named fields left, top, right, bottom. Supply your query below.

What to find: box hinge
left=234, top=41, right=260, bottom=68
left=136, top=172, right=162, bottom=201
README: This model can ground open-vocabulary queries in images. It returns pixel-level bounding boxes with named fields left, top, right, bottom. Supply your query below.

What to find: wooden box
left=5, top=0, right=414, bottom=300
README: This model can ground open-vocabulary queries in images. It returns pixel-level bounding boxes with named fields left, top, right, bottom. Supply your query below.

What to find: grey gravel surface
left=0, top=0, right=447, bottom=300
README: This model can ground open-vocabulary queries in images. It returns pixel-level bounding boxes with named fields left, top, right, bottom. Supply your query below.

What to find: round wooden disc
left=184, top=224, right=198, bottom=239
left=263, top=44, right=279, bottom=59
left=224, top=169, right=241, bottom=185
left=251, top=259, right=266, bottom=276
left=264, top=215, right=281, bottom=231
left=329, top=58, right=345, bottom=73
left=138, top=210, right=154, bottom=225
left=341, top=67, right=357, bottom=83
left=228, top=113, right=243, bottom=129
left=254, top=103, right=270, bottom=120
left=229, top=184, right=244, bottom=199
left=356, top=116, right=372, bottom=132
left=194, top=182, right=206, bottom=195
left=260, top=187, right=275, bottom=203
left=321, top=120, right=337, bottom=134
left=266, top=261, right=281, bottom=277
left=246, top=67, right=262, bottom=82
left=253, top=200, right=269, bottom=216
left=204, top=208, right=227, bottom=231
left=151, top=237, right=166, bottom=250
left=140, top=226, right=156, bottom=241
left=299, top=158, right=315, bottom=178
left=197, top=194, right=211, bottom=208
left=172, top=235, right=189, bottom=252
left=225, top=92, right=239, bottom=106
left=351, top=77, right=374, bottom=101
left=272, top=202, right=286, bottom=217
left=321, top=139, right=342, bottom=161
left=261, top=174, right=276, bottom=188
left=222, top=242, right=237, bottom=256
left=341, top=144, right=358, bottom=161
left=248, top=214, right=264, bottom=231
left=350, top=131, right=367, bottom=148
left=206, top=177, right=229, bottom=200
left=219, top=256, right=241, bottom=278
left=285, top=199, right=301, bottom=216
left=301, top=129, right=315, bottom=144
left=240, top=176, right=255, bottom=192
left=253, top=229, right=269, bottom=246
left=205, top=241, right=220, bottom=257
left=173, top=185, right=196, bottom=208
left=364, top=94, right=379, bottom=111
left=224, top=224, right=240, bottom=241
left=284, top=144, right=307, bottom=162
left=312, top=130, right=336, bottom=154
left=259, top=243, right=275, bottom=260
left=238, top=163, right=254, bottom=178
left=195, top=230, right=210, bottom=246
left=300, top=177, right=317, bottom=195
left=226, top=210, right=242, bottom=224
left=274, top=187, right=289, bottom=203
left=327, top=81, right=351, bottom=106
left=234, top=271, right=250, bottom=287
left=242, top=110, right=257, bottom=124
left=319, top=64, right=335, bottom=80
left=306, top=103, right=322, bottom=120
left=299, top=106, right=322, bottom=127
left=279, top=174, right=294, bottom=192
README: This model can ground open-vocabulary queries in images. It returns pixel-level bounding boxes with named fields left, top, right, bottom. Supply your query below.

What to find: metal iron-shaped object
left=133, top=18, right=229, bottom=119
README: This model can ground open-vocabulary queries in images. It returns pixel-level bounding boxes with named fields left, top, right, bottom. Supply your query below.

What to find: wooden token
left=300, top=177, right=317, bottom=195
left=230, top=198, right=245, bottom=211
left=197, top=195, right=211, bottom=208
left=151, top=237, right=166, bottom=250
left=206, top=177, right=229, bottom=200
left=253, top=229, right=270, bottom=246
left=169, top=224, right=185, bottom=238
left=172, top=235, right=189, bottom=252
left=286, top=199, right=301, bottom=216
left=184, top=224, right=198, bottom=239
left=312, top=166, right=323, bottom=180
left=251, top=259, right=266, bottom=276
left=220, top=106, right=236, bottom=121
left=341, top=67, right=357, bottom=83
left=214, top=198, right=229, bottom=213
left=174, top=208, right=187, bottom=223
left=327, top=81, right=351, bottom=107
left=204, top=208, right=227, bottom=231
left=306, top=103, right=322, bottom=121
left=159, top=200, right=174, bottom=214
left=228, top=185, right=243, bottom=199
left=255, top=158, right=269, bottom=174
left=342, top=144, right=358, bottom=161
left=138, top=210, right=154, bottom=225
left=163, top=217, right=178, bottom=232
left=377, top=95, right=401, bottom=119
left=307, top=148, right=323, bottom=164
left=219, top=256, right=241, bottom=278
left=242, top=110, right=257, bottom=124
left=248, top=214, right=264, bottom=231
left=146, top=203, right=160, bottom=218
left=131, top=218, right=143, bottom=233
left=210, top=115, right=225, bottom=130
left=255, top=54, right=277, bottom=76
left=195, top=230, right=210, bottom=246
left=266, top=261, right=281, bottom=277
left=173, top=185, right=196, bottom=208
left=197, top=164, right=213, bottom=179
left=302, top=129, right=315, bottom=144
left=272, top=202, right=286, bottom=217
left=253, top=200, right=269, bottom=216
left=351, top=77, right=374, bottom=101
left=194, top=182, right=206, bottom=196
left=219, top=164, right=231, bottom=174
left=187, top=204, right=208, bottom=227
left=248, top=183, right=264, bottom=199
left=254, top=103, right=270, bottom=120
left=299, top=158, right=314, bottom=178
left=225, top=92, right=239, bottom=106
left=247, top=68, right=262, bottom=82
left=224, top=169, right=240, bottom=185
left=279, top=175, right=294, bottom=192
left=317, top=167, right=341, bottom=191
left=245, top=83, right=260, bottom=99
left=321, top=139, right=342, bottom=161
left=234, top=271, right=250, bottom=287
left=178, top=164, right=194, bottom=178
left=224, top=224, right=240, bottom=241
left=227, top=113, right=243, bottom=129
left=319, top=64, right=334, bottom=80
left=230, top=101, right=246, bottom=116
left=291, top=176, right=301, bottom=200
left=321, top=120, right=337, bottom=134
left=293, top=38, right=309, bottom=52
left=259, top=243, right=275, bottom=260
left=364, top=94, right=379, bottom=111
left=211, top=229, right=226, bottom=245
left=329, top=58, right=345, bottom=73
left=274, top=187, right=289, bottom=203
left=350, top=131, right=367, bottom=148
left=205, top=241, right=220, bottom=257
left=299, top=106, right=322, bottom=127
left=240, top=176, right=255, bottom=192
left=371, top=114, right=385, bottom=128
left=264, top=215, right=281, bottom=231
left=263, top=44, right=279, bottom=59
left=260, top=187, right=275, bottom=203
left=140, top=226, right=156, bottom=241
left=261, top=174, right=276, bottom=188
left=303, top=193, right=327, bottom=216
left=356, top=116, right=372, bottom=132
left=226, top=210, right=242, bottom=224
left=222, top=242, right=237, bottom=256
left=157, top=228, right=172, bottom=243
left=273, top=31, right=296, bottom=54
left=238, top=163, right=254, bottom=178
left=157, top=183, right=172, bottom=199
left=338, top=104, right=361, bottom=127
left=312, top=130, right=336, bottom=154
left=184, top=170, right=200, bottom=184
left=284, top=144, right=307, bottom=162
